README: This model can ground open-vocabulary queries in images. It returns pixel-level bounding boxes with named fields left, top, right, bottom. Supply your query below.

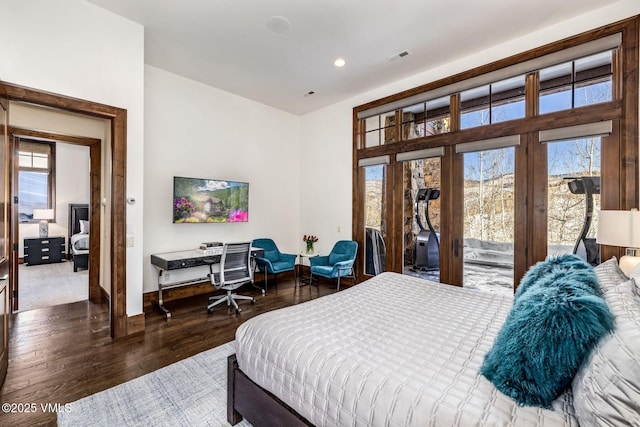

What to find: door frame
left=10, top=128, right=102, bottom=308
left=1, top=81, right=128, bottom=339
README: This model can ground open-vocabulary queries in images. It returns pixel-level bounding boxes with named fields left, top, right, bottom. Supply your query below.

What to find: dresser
left=24, top=237, right=66, bottom=266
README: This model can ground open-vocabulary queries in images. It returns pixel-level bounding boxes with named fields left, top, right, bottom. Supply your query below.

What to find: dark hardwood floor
left=0, top=275, right=337, bottom=426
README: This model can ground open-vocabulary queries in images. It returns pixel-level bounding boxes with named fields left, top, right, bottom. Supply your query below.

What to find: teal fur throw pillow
left=481, top=256, right=614, bottom=408
left=515, top=254, right=602, bottom=300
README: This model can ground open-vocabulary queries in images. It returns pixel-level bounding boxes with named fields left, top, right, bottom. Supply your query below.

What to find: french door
left=357, top=121, right=622, bottom=292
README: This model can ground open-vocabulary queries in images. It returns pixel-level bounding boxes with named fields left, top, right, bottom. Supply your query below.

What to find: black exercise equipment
left=565, top=176, right=600, bottom=266
left=413, top=188, right=440, bottom=271
left=365, top=227, right=386, bottom=275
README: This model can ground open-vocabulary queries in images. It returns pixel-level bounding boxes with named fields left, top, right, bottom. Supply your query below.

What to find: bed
left=68, top=203, right=89, bottom=272
left=228, top=260, right=639, bottom=427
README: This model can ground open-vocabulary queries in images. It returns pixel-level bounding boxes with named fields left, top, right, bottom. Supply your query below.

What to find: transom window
left=401, top=96, right=451, bottom=140
left=461, top=75, right=526, bottom=130
left=364, top=111, right=396, bottom=147
left=539, top=51, right=612, bottom=114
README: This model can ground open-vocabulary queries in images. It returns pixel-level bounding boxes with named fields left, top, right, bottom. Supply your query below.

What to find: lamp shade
left=597, top=210, right=640, bottom=248
left=33, top=209, right=54, bottom=220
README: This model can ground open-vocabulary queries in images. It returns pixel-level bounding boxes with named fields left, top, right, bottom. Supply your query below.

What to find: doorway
left=1, top=81, right=129, bottom=339
left=10, top=127, right=100, bottom=311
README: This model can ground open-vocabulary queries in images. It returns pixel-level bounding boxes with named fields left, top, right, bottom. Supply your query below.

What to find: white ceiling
left=86, top=0, right=620, bottom=115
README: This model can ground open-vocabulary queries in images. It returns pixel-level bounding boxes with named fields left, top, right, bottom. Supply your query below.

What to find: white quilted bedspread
left=235, top=272, right=578, bottom=427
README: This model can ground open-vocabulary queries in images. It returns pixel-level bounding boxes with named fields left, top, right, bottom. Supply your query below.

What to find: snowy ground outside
left=403, top=238, right=577, bottom=298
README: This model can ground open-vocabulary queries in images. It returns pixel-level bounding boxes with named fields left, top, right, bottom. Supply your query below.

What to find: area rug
left=58, top=341, right=252, bottom=427
left=18, top=260, right=88, bottom=311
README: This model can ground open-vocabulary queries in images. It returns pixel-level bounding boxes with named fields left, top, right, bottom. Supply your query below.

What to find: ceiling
left=86, top=0, right=621, bottom=116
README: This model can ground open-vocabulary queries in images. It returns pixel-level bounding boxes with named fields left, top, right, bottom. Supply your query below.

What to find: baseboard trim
left=143, top=280, right=213, bottom=309
left=142, top=271, right=298, bottom=309
left=127, top=313, right=145, bottom=335
left=100, top=285, right=110, bottom=304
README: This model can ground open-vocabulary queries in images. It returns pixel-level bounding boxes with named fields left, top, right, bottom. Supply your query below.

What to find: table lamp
left=33, top=209, right=55, bottom=238
left=597, top=209, right=640, bottom=275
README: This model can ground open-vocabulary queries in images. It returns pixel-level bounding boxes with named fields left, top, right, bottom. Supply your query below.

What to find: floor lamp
left=33, top=209, right=55, bottom=238
left=597, top=209, right=640, bottom=276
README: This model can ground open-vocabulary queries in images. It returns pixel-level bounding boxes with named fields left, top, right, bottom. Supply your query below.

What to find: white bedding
left=235, top=272, right=578, bottom=427
left=70, top=233, right=89, bottom=254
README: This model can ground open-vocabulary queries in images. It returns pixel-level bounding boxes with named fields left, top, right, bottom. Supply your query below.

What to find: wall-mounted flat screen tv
left=173, top=176, right=249, bottom=223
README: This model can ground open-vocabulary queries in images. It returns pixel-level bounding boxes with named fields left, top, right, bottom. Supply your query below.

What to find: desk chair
left=207, top=242, right=255, bottom=314
left=309, top=240, right=358, bottom=291
left=252, top=238, right=297, bottom=292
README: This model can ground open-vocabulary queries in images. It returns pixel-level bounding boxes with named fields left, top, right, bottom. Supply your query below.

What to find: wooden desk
left=151, top=247, right=264, bottom=319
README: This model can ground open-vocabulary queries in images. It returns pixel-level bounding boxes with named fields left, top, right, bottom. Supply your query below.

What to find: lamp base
left=39, top=220, right=49, bottom=238
left=619, top=251, right=640, bottom=276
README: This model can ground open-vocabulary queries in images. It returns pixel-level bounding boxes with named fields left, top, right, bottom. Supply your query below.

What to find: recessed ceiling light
left=266, top=16, right=291, bottom=34
left=334, top=58, right=346, bottom=67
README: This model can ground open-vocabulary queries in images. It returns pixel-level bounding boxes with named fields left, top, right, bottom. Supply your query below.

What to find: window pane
left=425, top=96, right=451, bottom=136
left=401, top=102, right=426, bottom=140
left=403, top=158, right=441, bottom=282
left=364, top=164, right=386, bottom=275
left=575, top=79, right=612, bottom=107
left=18, top=153, right=32, bottom=167
left=463, top=147, right=515, bottom=295
left=540, top=86, right=572, bottom=114
left=461, top=108, right=490, bottom=129
left=365, top=130, right=380, bottom=147
left=461, top=85, right=490, bottom=129
left=491, top=75, right=525, bottom=124
left=19, top=171, right=49, bottom=222
left=381, top=112, right=396, bottom=144
left=547, top=137, right=601, bottom=265
left=32, top=153, right=49, bottom=169
left=492, top=98, right=525, bottom=123
left=364, top=116, right=379, bottom=132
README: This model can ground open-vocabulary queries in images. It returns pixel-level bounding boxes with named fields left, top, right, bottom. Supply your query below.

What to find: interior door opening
left=10, top=127, right=99, bottom=313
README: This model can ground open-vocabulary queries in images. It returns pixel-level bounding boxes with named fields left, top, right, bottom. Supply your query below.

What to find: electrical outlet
left=126, top=236, right=134, bottom=247
left=337, top=226, right=341, bottom=232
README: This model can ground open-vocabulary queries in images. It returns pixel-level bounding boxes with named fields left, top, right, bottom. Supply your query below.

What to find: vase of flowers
left=303, top=234, right=318, bottom=254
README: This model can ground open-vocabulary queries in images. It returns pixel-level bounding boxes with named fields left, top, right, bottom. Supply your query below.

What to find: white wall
left=299, top=1, right=640, bottom=252
left=2, top=0, right=145, bottom=315
left=143, top=66, right=301, bottom=292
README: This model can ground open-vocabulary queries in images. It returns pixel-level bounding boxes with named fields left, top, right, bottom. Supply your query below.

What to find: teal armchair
left=309, top=240, right=358, bottom=291
left=252, top=238, right=297, bottom=292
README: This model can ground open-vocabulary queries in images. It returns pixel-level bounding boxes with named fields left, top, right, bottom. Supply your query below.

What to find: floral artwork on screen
left=173, top=176, right=249, bottom=223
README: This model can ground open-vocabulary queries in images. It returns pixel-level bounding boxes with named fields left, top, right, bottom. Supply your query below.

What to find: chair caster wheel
left=207, top=308, right=214, bottom=313
left=235, top=308, right=241, bottom=314
left=251, top=299, right=256, bottom=305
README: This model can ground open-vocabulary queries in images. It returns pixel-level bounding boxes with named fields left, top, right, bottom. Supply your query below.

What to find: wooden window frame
left=352, top=17, right=638, bottom=287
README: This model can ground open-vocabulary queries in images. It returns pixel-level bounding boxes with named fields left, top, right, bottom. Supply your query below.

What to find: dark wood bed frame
left=68, top=203, right=89, bottom=272
left=227, top=354, right=313, bottom=426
